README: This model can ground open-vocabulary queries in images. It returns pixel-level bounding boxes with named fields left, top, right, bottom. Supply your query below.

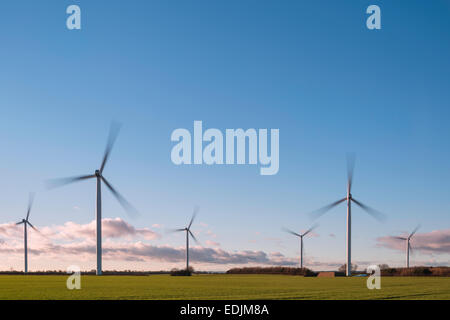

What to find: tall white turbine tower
left=393, top=225, right=420, bottom=268
left=283, top=224, right=317, bottom=269
left=48, top=123, right=137, bottom=275
left=310, top=155, right=385, bottom=276
left=16, top=193, right=38, bottom=273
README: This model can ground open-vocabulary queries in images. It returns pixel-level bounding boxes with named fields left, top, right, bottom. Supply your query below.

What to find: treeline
left=0, top=270, right=168, bottom=276
left=226, top=267, right=316, bottom=276
left=381, top=267, right=450, bottom=277
left=170, top=267, right=194, bottom=276
left=226, top=266, right=450, bottom=277
left=0, top=269, right=219, bottom=276
left=2, top=266, right=449, bottom=276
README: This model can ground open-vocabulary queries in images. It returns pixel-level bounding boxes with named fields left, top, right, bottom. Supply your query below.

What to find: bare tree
left=339, top=263, right=358, bottom=272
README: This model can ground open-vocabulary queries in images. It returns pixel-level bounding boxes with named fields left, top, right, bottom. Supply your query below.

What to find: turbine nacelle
left=95, top=170, right=101, bottom=177
left=283, top=224, right=317, bottom=239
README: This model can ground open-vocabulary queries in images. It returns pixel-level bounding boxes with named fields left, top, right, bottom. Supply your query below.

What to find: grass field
left=0, top=274, right=449, bottom=300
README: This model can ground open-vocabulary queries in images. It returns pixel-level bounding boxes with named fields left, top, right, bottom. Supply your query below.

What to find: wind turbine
left=48, top=123, right=137, bottom=275
left=283, top=224, right=317, bottom=269
left=16, top=193, right=38, bottom=273
left=392, top=225, right=420, bottom=268
left=311, top=155, right=385, bottom=276
left=171, top=207, right=199, bottom=272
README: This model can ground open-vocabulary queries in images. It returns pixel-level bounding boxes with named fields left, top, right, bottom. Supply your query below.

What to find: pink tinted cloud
left=206, top=230, right=217, bottom=238
left=0, top=219, right=297, bottom=267
left=205, top=240, right=220, bottom=247
left=39, top=218, right=160, bottom=241
left=377, top=229, right=450, bottom=254
left=0, top=223, right=23, bottom=239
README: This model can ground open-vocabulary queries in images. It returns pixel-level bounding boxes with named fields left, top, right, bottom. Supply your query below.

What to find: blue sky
left=0, top=0, right=449, bottom=271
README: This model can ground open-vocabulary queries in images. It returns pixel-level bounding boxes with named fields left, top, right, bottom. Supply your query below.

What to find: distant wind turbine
left=171, top=207, right=199, bottom=271
left=283, top=224, right=317, bottom=269
left=47, top=123, right=137, bottom=275
left=16, top=193, right=38, bottom=273
left=310, top=155, right=386, bottom=276
left=392, top=225, right=420, bottom=268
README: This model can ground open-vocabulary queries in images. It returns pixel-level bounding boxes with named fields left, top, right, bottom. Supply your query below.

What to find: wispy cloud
left=0, top=218, right=160, bottom=242
left=206, top=230, right=217, bottom=238
left=205, top=240, right=220, bottom=247
left=0, top=219, right=296, bottom=267
left=377, top=229, right=450, bottom=254
left=4, top=220, right=447, bottom=271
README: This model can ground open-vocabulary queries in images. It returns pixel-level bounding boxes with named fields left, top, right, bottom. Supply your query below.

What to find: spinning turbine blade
left=46, top=174, right=95, bottom=189
left=167, top=228, right=186, bottom=233
left=282, top=227, right=301, bottom=237
left=188, top=230, right=199, bottom=243
left=100, top=122, right=122, bottom=173
left=26, top=192, right=35, bottom=220
left=101, top=176, right=138, bottom=217
left=393, top=236, right=407, bottom=240
left=27, top=221, right=38, bottom=232
left=409, top=225, right=420, bottom=239
left=351, top=198, right=386, bottom=222
left=16, top=221, right=24, bottom=225
left=347, top=153, right=355, bottom=192
left=188, top=206, right=199, bottom=229
left=302, top=224, right=318, bottom=237
left=310, top=198, right=346, bottom=219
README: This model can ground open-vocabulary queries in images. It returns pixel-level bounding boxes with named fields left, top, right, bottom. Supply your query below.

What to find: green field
left=0, top=274, right=449, bottom=300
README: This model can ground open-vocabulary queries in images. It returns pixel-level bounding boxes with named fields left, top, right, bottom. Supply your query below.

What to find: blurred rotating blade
left=26, top=192, right=35, bottom=221
left=310, top=198, right=346, bottom=220
left=188, top=206, right=199, bottom=229
left=347, top=153, right=356, bottom=193
left=409, top=225, right=420, bottom=239
left=26, top=221, right=38, bottom=232
left=101, top=176, right=138, bottom=217
left=188, top=230, right=199, bottom=244
left=302, top=224, right=318, bottom=237
left=351, top=198, right=386, bottom=222
left=282, top=227, right=301, bottom=237
left=46, top=174, right=95, bottom=189
left=167, top=228, right=186, bottom=233
left=100, top=122, right=122, bottom=173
